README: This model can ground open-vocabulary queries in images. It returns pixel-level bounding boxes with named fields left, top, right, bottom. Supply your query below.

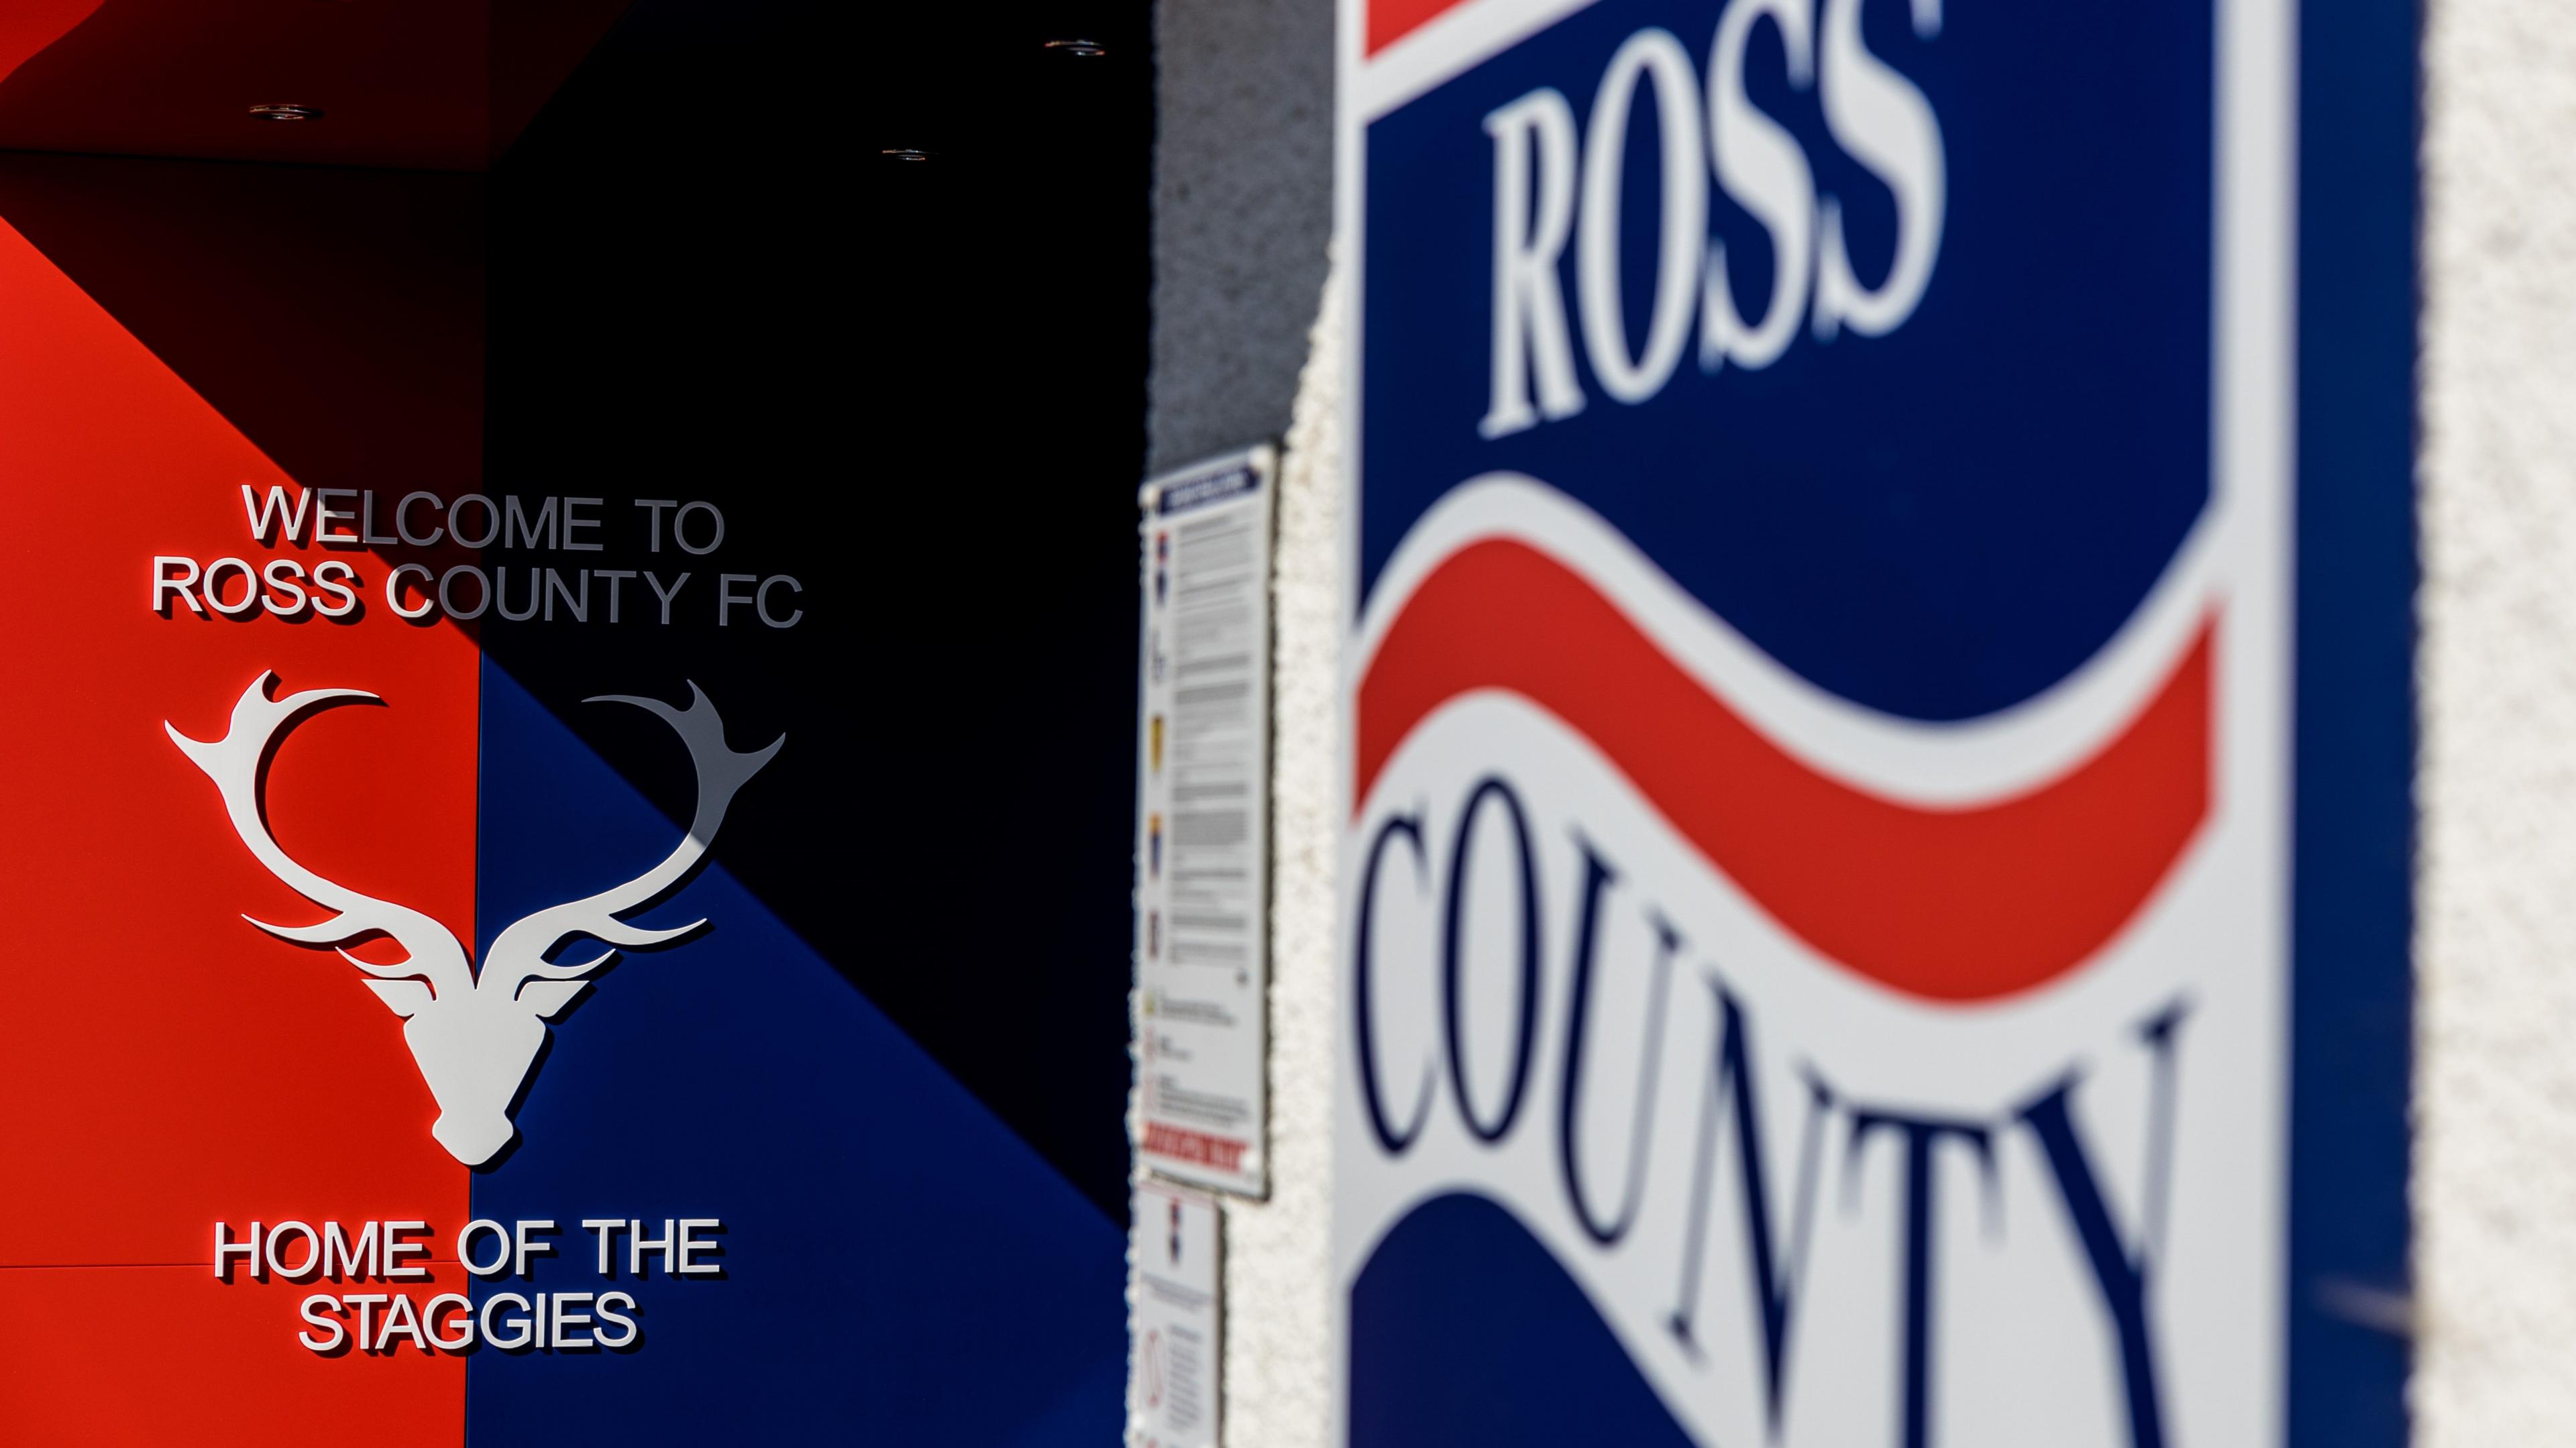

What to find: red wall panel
left=0, top=215, right=470, bottom=1443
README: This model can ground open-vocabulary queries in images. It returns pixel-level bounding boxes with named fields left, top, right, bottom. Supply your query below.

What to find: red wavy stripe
left=1356, top=540, right=2212, bottom=1002
left=1367, top=0, right=1474, bottom=54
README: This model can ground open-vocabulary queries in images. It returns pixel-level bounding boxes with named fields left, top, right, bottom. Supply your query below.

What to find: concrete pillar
left=2418, top=1, right=2576, bottom=1439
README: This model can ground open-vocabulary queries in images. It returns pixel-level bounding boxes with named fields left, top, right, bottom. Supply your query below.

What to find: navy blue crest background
left=1347, top=0, right=2414, bottom=1443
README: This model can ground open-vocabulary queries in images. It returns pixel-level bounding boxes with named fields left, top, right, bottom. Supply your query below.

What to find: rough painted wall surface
left=2417, top=2, right=2576, bottom=1441
left=1126, top=264, right=1338, bottom=1448
left=1224, top=262, right=1343, bottom=1448
left=1146, top=0, right=1334, bottom=473
left=1138, top=1, right=1338, bottom=1440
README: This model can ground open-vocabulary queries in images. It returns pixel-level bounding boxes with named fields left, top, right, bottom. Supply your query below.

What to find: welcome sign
left=0, top=180, right=1123, bottom=1446
left=1332, top=1, right=2413, bottom=1445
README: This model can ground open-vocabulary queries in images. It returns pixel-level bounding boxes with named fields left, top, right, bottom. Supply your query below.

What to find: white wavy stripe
left=1352, top=473, right=2232, bottom=807
left=1334, top=683, right=2282, bottom=1448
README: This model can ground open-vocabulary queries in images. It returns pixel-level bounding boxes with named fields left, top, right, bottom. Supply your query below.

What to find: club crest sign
left=1333, top=1, right=2411, bottom=1446
left=170, top=672, right=780, bottom=1166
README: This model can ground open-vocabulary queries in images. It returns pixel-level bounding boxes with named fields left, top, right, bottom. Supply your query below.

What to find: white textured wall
left=1140, top=0, right=1340, bottom=1439
left=1127, top=265, right=1340, bottom=1448
left=1217, top=262, right=1344, bottom=1448
left=2416, top=2, right=2576, bottom=1441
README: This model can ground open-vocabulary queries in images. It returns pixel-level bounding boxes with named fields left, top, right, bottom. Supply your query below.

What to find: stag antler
left=480, top=681, right=782, bottom=995
left=166, top=673, right=475, bottom=1001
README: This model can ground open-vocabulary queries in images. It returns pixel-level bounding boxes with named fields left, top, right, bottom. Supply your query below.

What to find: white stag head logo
left=168, top=672, right=781, bottom=1166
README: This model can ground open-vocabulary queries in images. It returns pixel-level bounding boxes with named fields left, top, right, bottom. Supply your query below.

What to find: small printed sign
left=1135, top=446, right=1275, bottom=1196
left=1131, top=1179, right=1224, bottom=1448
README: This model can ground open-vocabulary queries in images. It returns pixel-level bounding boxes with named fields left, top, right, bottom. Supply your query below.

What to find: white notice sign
left=1130, top=1179, right=1223, bottom=1448
left=1134, top=445, right=1273, bottom=1196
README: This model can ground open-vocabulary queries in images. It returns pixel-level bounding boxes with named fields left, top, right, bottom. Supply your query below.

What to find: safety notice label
left=1134, top=445, right=1273, bottom=1197
left=1130, top=1178, right=1224, bottom=1448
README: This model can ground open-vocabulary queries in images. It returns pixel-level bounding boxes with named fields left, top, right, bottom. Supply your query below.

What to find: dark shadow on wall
left=474, top=0, right=1154, bottom=1226
left=0, top=154, right=485, bottom=503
